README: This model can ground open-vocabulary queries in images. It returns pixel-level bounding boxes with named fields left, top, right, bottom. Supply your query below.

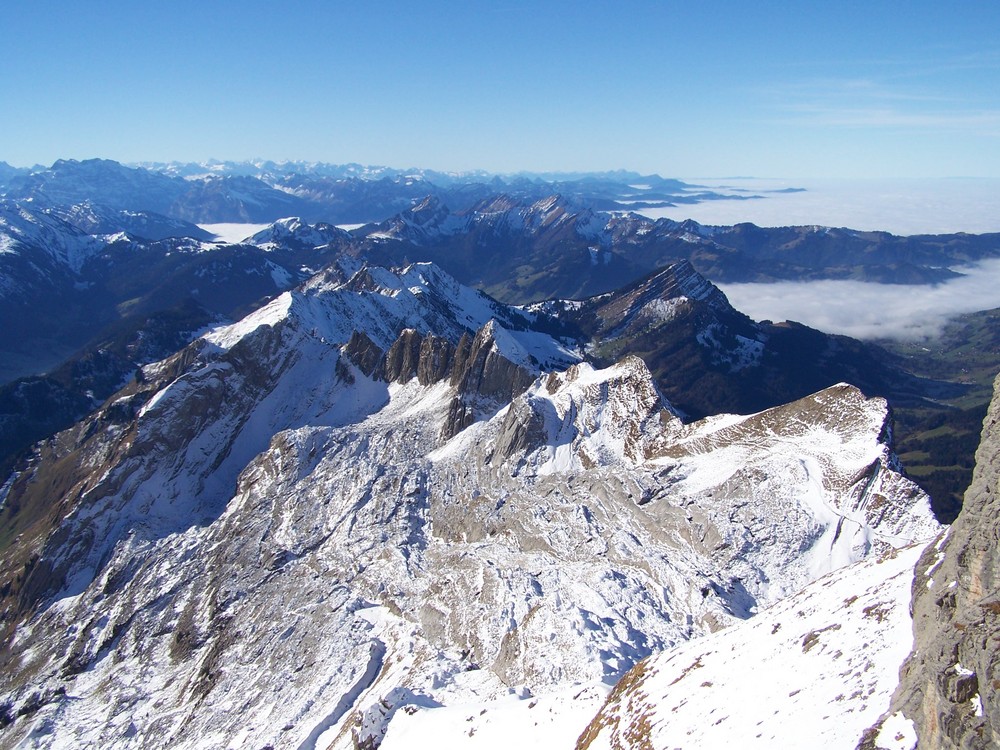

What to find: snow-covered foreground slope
left=0, top=264, right=939, bottom=750
left=380, top=544, right=928, bottom=750
left=578, top=543, right=928, bottom=750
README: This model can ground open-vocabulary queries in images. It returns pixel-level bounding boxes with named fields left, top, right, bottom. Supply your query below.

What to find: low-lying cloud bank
left=639, top=177, right=1000, bottom=236
left=718, top=259, right=1000, bottom=340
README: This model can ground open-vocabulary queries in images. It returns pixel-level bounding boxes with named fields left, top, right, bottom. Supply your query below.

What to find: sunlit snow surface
left=0, top=204, right=105, bottom=273
left=380, top=682, right=610, bottom=750
left=581, top=544, right=928, bottom=750
left=202, top=262, right=580, bottom=368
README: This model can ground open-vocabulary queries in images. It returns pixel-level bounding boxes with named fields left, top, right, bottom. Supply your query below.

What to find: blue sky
left=2, top=1, right=998, bottom=178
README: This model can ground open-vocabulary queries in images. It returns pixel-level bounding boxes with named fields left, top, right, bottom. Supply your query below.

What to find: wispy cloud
left=718, top=259, right=1000, bottom=340
left=762, top=77, right=956, bottom=104
left=758, top=60, right=1000, bottom=136
left=777, top=101, right=1000, bottom=134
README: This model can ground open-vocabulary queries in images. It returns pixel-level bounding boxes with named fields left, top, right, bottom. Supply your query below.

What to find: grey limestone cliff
left=869, top=372, right=1000, bottom=748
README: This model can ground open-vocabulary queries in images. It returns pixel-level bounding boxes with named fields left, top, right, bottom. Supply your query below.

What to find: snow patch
left=203, top=292, right=293, bottom=349
left=381, top=682, right=609, bottom=750
left=876, top=711, right=918, bottom=750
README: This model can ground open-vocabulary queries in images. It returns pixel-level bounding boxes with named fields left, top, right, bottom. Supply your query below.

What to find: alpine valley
left=0, top=159, right=997, bottom=749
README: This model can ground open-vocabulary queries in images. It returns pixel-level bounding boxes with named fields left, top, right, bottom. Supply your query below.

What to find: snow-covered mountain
left=0, top=204, right=351, bottom=383
left=0, top=261, right=939, bottom=749
left=544, top=260, right=952, bottom=421
left=3, top=157, right=999, bottom=750
left=357, top=194, right=605, bottom=247
left=4, top=159, right=185, bottom=216
left=48, top=201, right=213, bottom=242
left=583, top=368, right=1000, bottom=750
left=0, top=200, right=107, bottom=274
left=244, top=216, right=351, bottom=252
left=6, top=160, right=999, bottom=300
left=1, top=160, right=724, bottom=227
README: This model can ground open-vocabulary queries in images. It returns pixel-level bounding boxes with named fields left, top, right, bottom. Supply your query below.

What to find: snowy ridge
left=363, top=194, right=609, bottom=247
left=646, top=383, right=939, bottom=598
left=365, top=196, right=466, bottom=242
left=470, top=195, right=606, bottom=243
left=0, top=202, right=106, bottom=273
left=479, top=358, right=670, bottom=474
left=204, top=262, right=580, bottom=368
left=244, top=216, right=350, bottom=250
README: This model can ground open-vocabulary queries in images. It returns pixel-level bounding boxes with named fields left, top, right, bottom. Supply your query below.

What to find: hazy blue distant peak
left=0, top=161, right=32, bottom=189
left=127, top=160, right=698, bottom=190
left=133, top=160, right=495, bottom=185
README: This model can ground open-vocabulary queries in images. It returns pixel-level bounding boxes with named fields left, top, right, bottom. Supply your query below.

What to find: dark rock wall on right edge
left=882, top=371, right=1000, bottom=748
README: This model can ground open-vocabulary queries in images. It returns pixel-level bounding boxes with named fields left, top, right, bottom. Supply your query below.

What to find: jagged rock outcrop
left=381, top=329, right=459, bottom=387
left=346, top=323, right=535, bottom=441
left=416, top=333, right=455, bottom=386
left=866, top=372, right=1000, bottom=749
left=343, top=330, right=385, bottom=378
left=383, top=328, right=425, bottom=384
left=441, top=322, right=537, bottom=440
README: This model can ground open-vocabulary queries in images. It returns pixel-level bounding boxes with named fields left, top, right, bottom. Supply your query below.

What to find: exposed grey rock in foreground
left=865, top=372, right=1000, bottom=749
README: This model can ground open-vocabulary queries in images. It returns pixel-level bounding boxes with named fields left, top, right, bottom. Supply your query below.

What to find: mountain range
left=0, top=159, right=709, bottom=226
left=1, top=157, right=999, bottom=748
left=1, top=169, right=983, bottom=514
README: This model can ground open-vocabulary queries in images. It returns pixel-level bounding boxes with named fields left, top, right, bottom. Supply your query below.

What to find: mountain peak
left=587, top=260, right=737, bottom=340
left=246, top=216, right=350, bottom=249
left=489, top=356, right=671, bottom=471
left=645, top=259, right=728, bottom=305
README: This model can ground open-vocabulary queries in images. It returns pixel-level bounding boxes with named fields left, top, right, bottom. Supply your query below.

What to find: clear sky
left=2, top=1, right=998, bottom=178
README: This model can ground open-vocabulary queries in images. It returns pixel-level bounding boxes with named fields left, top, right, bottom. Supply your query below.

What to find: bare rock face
left=415, top=333, right=455, bottom=386
left=870, top=372, right=1000, bottom=749
left=382, top=328, right=424, bottom=384
left=441, top=322, right=536, bottom=440
left=343, top=330, right=384, bottom=378
left=381, top=328, right=457, bottom=387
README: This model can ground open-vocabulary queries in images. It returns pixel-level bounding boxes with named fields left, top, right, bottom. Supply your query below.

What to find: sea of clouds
left=642, top=177, right=1000, bottom=236
left=640, top=178, right=1000, bottom=340
left=718, top=259, right=1000, bottom=340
